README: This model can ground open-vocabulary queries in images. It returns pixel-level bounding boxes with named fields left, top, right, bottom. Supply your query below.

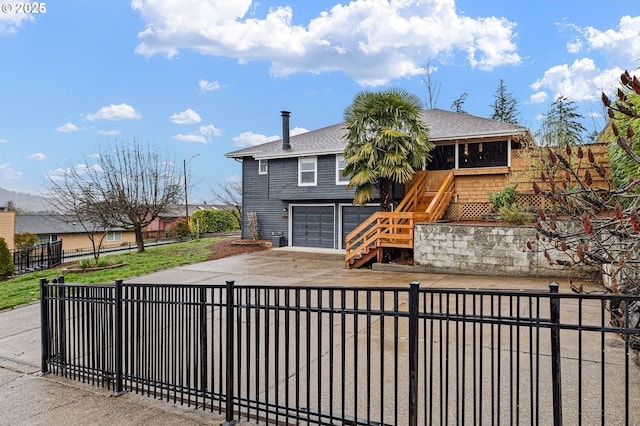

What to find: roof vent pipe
left=281, top=111, right=291, bottom=150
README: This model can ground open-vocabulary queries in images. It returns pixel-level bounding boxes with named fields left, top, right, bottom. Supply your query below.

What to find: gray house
left=225, top=109, right=533, bottom=251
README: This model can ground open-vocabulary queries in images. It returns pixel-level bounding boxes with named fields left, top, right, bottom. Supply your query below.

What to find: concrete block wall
left=414, top=223, right=599, bottom=279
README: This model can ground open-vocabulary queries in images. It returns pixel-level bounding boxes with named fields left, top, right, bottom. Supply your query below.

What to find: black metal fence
left=40, top=278, right=640, bottom=425
left=12, top=241, right=62, bottom=276
left=60, top=238, right=180, bottom=263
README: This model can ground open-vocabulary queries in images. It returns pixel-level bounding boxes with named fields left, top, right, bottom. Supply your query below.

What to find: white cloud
left=47, top=163, right=103, bottom=182
left=57, top=122, right=80, bottom=132
left=131, top=0, right=520, bottom=85
left=86, top=103, right=142, bottom=121
left=97, top=129, right=121, bottom=136
left=291, top=127, right=309, bottom=136
left=28, top=152, right=46, bottom=160
left=171, top=133, right=208, bottom=143
left=529, top=91, right=548, bottom=104
left=199, top=79, right=222, bottom=92
left=581, top=15, right=640, bottom=69
left=530, top=58, right=623, bottom=103
left=0, top=138, right=7, bottom=144
left=232, top=131, right=279, bottom=147
left=200, top=124, right=222, bottom=137
left=171, top=123, right=222, bottom=144
left=170, top=108, right=202, bottom=124
left=533, top=16, right=640, bottom=104
left=0, top=10, right=33, bottom=34
left=0, top=163, right=22, bottom=179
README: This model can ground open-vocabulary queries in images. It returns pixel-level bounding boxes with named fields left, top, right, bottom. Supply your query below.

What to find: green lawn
left=0, top=238, right=223, bottom=311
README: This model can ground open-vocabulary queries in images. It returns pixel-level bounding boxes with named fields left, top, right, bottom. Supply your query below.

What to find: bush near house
left=14, top=232, right=38, bottom=250
left=190, top=209, right=239, bottom=234
left=167, top=218, right=190, bottom=238
left=0, top=237, right=14, bottom=278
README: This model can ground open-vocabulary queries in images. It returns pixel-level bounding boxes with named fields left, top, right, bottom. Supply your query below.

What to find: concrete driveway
left=0, top=247, right=607, bottom=425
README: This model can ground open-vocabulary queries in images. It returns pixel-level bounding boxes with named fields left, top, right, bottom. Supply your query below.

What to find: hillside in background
left=0, top=187, right=51, bottom=212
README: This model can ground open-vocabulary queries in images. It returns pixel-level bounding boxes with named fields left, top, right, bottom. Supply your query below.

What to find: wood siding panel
left=455, top=175, right=509, bottom=203
left=0, top=211, right=16, bottom=250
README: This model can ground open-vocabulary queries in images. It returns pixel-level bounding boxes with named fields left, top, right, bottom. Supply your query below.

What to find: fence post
left=55, top=276, right=67, bottom=373
left=549, top=282, right=562, bottom=426
left=40, top=278, right=50, bottom=375
left=199, top=286, right=208, bottom=393
left=408, top=281, right=420, bottom=426
left=112, top=279, right=126, bottom=396
left=223, top=280, right=237, bottom=426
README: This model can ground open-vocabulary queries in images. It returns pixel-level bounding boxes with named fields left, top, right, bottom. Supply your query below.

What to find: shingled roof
left=15, top=214, right=125, bottom=234
left=225, top=109, right=533, bottom=160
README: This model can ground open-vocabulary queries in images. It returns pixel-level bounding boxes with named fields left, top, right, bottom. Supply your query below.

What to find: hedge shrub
left=190, top=209, right=239, bottom=234
left=167, top=218, right=191, bottom=238
left=0, top=237, right=14, bottom=278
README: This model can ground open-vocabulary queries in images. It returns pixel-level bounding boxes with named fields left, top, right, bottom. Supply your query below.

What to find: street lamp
left=184, top=154, right=200, bottom=230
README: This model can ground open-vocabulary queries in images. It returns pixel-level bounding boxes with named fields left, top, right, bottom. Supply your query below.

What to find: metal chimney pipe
left=281, top=111, right=291, bottom=150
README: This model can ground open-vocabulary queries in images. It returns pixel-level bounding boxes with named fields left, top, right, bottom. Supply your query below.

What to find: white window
left=336, top=155, right=350, bottom=185
left=258, top=159, right=268, bottom=175
left=107, top=231, right=122, bottom=242
left=298, top=156, right=317, bottom=186
left=38, top=234, right=57, bottom=245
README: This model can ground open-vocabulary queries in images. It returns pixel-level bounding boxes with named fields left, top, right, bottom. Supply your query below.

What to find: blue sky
left=1, top=0, right=638, bottom=202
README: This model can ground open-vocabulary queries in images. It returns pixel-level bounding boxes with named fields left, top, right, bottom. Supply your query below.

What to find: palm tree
left=342, top=88, right=433, bottom=211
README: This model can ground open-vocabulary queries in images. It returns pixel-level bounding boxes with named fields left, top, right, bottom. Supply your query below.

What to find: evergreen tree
left=450, top=92, right=468, bottom=113
left=536, top=96, right=587, bottom=146
left=490, top=79, right=520, bottom=124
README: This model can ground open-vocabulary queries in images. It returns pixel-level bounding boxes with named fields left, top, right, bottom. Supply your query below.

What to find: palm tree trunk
left=379, top=178, right=392, bottom=212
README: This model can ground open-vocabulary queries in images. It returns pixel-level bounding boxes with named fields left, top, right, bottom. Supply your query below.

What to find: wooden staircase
left=345, top=171, right=455, bottom=268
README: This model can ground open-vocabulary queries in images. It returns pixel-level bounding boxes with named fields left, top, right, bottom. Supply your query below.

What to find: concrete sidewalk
left=0, top=248, right=606, bottom=425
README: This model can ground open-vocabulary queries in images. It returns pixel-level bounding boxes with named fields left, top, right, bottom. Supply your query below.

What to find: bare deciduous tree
left=47, top=141, right=183, bottom=253
left=210, top=178, right=242, bottom=226
left=531, top=70, right=640, bottom=296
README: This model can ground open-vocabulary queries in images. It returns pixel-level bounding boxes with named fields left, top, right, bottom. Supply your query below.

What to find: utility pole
left=184, top=158, right=189, bottom=228
left=183, top=154, right=199, bottom=231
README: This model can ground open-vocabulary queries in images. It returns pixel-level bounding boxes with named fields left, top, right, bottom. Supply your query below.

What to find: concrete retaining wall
left=413, top=223, right=599, bottom=279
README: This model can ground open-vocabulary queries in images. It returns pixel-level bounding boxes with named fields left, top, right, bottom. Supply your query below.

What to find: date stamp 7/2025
left=1, top=2, right=46, bottom=14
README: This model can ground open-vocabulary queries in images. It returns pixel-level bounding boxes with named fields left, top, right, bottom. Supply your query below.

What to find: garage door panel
left=341, top=205, right=379, bottom=249
left=292, top=206, right=335, bottom=248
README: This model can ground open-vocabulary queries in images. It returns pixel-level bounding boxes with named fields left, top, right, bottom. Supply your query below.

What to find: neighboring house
left=225, top=109, right=534, bottom=254
left=15, top=214, right=135, bottom=251
left=0, top=208, right=16, bottom=249
left=145, top=204, right=223, bottom=236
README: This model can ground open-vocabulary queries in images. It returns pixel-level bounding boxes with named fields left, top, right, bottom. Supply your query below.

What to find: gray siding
left=241, top=157, right=288, bottom=240
left=240, top=154, right=406, bottom=243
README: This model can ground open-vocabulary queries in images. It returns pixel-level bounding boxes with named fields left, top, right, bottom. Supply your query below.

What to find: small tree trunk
left=379, top=178, right=392, bottom=212
left=134, top=226, right=145, bottom=253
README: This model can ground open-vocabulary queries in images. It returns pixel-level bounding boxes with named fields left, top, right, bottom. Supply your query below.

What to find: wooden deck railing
left=345, top=212, right=415, bottom=268
left=345, top=170, right=456, bottom=268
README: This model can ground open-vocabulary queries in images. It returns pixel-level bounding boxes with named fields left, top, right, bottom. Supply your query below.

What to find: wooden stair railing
left=423, top=170, right=455, bottom=222
left=345, top=170, right=455, bottom=268
left=395, top=170, right=428, bottom=213
left=345, top=212, right=415, bottom=268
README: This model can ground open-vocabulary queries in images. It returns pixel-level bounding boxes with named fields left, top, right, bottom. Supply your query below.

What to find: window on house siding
left=107, top=231, right=122, bottom=242
left=298, top=156, right=317, bottom=186
left=336, top=155, right=350, bottom=185
left=258, top=159, right=268, bottom=175
left=38, top=234, right=57, bottom=245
